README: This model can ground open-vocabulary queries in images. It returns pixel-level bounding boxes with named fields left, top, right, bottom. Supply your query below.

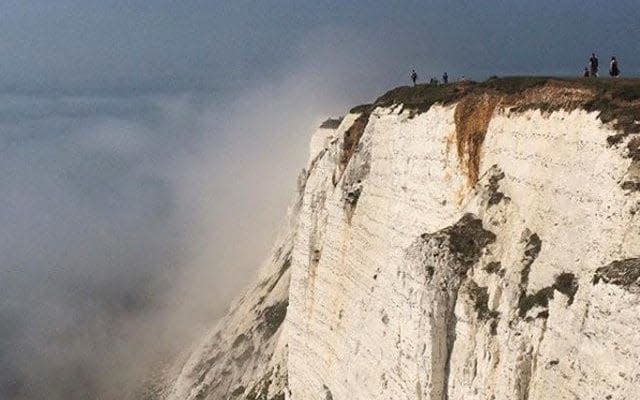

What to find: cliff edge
left=157, top=77, right=640, bottom=400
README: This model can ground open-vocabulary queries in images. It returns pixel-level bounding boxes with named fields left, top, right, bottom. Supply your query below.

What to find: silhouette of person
left=589, top=53, right=599, bottom=77
left=609, top=56, right=620, bottom=77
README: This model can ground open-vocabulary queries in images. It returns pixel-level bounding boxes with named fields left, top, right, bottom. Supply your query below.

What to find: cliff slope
left=163, top=77, right=640, bottom=400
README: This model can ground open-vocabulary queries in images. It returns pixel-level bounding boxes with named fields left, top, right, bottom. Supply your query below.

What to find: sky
left=1, top=1, right=639, bottom=399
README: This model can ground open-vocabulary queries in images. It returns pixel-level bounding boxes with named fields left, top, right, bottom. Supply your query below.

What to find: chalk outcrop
left=163, top=78, right=640, bottom=400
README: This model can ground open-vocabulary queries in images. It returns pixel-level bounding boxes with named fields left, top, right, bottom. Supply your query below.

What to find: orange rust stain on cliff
left=340, top=113, right=369, bottom=169
left=454, top=94, right=501, bottom=186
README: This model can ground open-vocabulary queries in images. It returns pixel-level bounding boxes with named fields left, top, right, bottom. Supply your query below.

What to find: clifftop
left=353, top=77, right=640, bottom=138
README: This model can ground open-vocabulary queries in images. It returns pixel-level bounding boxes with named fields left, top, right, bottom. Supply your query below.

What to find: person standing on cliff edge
left=410, top=69, right=418, bottom=86
left=443, top=72, right=449, bottom=84
left=609, top=56, right=620, bottom=77
left=589, top=53, right=599, bottom=77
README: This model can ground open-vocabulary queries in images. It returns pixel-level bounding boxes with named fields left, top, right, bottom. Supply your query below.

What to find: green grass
left=475, top=76, right=554, bottom=94
left=349, top=76, right=640, bottom=140
left=349, top=82, right=469, bottom=113
left=372, top=82, right=468, bottom=112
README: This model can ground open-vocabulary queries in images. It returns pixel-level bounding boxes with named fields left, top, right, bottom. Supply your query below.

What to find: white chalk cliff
left=160, top=78, right=640, bottom=400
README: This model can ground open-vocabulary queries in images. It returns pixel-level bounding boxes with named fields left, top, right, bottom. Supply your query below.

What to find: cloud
left=0, top=24, right=399, bottom=399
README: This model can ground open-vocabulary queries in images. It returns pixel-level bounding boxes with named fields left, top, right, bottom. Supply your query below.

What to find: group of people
left=410, top=52, right=623, bottom=87
left=583, top=52, right=620, bottom=78
left=410, top=69, right=448, bottom=86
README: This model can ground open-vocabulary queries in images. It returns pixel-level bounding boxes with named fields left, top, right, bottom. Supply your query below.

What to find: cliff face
left=164, top=78, right=640, bottom=400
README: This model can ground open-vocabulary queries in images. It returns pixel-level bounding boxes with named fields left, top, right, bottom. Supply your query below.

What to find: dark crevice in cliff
left=484, top=261, right=503, bottom=275
left=443, top=214, right=497, bottom=267
left=515, top=230, right=587, bottom=320
left=442, top=300, right=457, bottom=400
left=483, top=165, right=509, bottom=206
left=553, top=272, right=579, bottom=305
left=340, top=112, right=369, bottom=172
left=342, top=175, right=363, bottom=223
left=519, top=230, right=542, bottom=287
left=340, top=119, right=371, bottom=222
left=322, top=384, right=334, bottom=400
left=467, top=280, right=500, bottom=321
left=411, top=213, right=495, bottom=400
left=518, top=287, right=555, bottom=318
left=297, top=148, right=328, bottom=208
left=259, top=300, right=289, bottom=340
left=258, top=254, right=292, bottom=293
left=593, top=258, right=640, bottom=291
left=620, top=137, right=640, bottom=191
left=519, top=273, right=579, bottom=318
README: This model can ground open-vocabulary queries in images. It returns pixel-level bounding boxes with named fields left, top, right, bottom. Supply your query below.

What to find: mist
left=0, top=24, right=392, bottom=399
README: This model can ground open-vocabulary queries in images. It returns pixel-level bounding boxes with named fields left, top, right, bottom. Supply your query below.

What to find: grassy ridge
left=349, top=76, right=640, bottom=138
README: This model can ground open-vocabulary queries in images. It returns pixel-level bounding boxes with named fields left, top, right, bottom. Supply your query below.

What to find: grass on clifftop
left=349, top=76, right=640, bottom=138
left=350, top=81, right=471, bottom=113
